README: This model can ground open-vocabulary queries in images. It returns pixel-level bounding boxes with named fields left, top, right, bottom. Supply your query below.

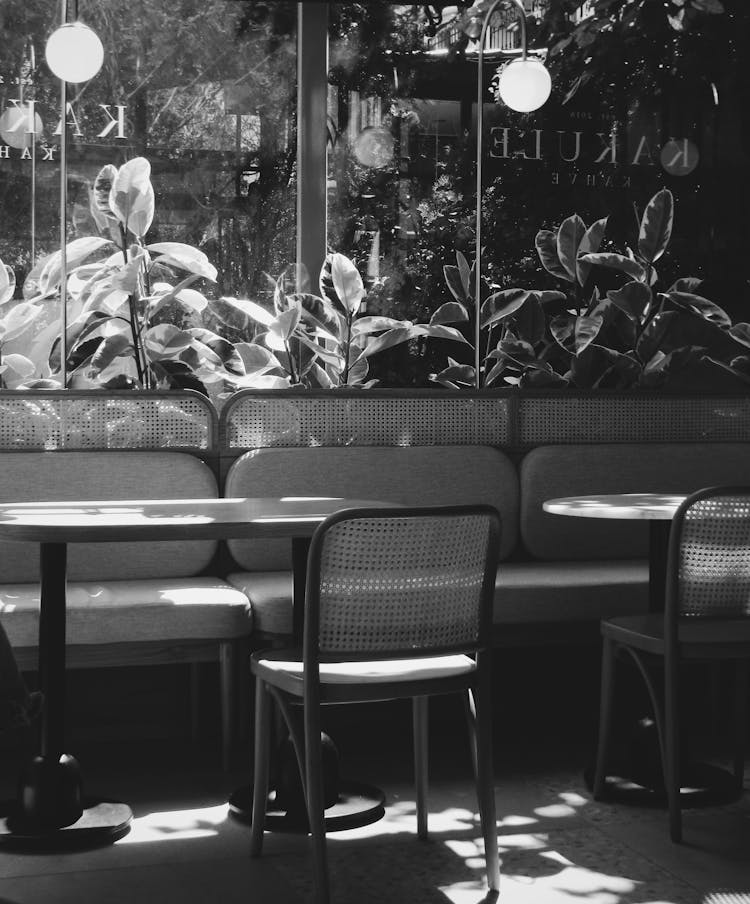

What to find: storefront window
left=0, top=1, right=296, bottom=336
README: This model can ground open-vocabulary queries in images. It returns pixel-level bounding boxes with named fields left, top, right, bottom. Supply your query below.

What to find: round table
left=543, top=492, right=738, bottom=807
left=0, top=496, right=389, bottom=848
left=543, top=493, right=685, bottom=612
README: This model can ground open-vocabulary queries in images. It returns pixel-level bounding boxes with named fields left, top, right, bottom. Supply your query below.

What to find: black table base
left=584, top=761, right=740, bottom=808
left=0, top=799, right=132, bottom=849
left=228, top=781, right=386, bottom=833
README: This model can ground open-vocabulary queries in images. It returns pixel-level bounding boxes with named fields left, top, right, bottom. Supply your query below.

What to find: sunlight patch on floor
left=118, top=803, right=229, bottom=844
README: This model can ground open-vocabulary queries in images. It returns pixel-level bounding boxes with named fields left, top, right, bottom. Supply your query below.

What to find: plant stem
left=120, top=226, right=146, bottom=388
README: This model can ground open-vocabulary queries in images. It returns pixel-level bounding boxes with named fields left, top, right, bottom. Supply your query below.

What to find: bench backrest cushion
left=224, top=445, right=518, bottom=569
left=0, top=451, right=218, bottom=582
left=521, top=442, right=750, bottom=560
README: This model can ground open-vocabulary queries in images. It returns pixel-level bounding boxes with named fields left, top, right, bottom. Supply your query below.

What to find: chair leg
left=219, top=641, right=235, bottom=772
left=593, top=637, right=616, bottom=800
left=733, top=659, right=748, bottom=791
left=189, top=662, right=201, bottom=742
left=304, top=697, right=330, bottom=904
left=413, top=695, right=429, bottom=839
left=250, top=677, right=272, bottom=857
left=664, top=651, right=682, bottom=843
left=473, top=664, right=499, bottom=894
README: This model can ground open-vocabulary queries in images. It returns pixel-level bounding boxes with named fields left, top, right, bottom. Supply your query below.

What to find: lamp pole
left=473, top=0, right=529, bottom=389
left=58, top=0, right=69, bottom=389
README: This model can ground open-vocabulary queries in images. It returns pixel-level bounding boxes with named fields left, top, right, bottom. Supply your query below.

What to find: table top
left=543, top=493, right=687, bottom=521
left=0, top=496, right=391, bottom=543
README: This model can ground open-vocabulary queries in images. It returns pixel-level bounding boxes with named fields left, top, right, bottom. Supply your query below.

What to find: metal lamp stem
left=474, top=0, right=528, bottom=388
left=58, top=0, right=68, bottom=388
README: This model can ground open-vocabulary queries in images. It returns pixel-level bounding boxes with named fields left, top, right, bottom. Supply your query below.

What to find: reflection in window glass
left=328, top=2, right=749, bottom=391
left=0, top=1, right=295, bottom=389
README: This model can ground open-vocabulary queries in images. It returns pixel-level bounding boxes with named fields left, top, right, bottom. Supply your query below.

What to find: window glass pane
left=327, top=2, right=749, bottom=391
left=0, top=1, right=295, bottom=388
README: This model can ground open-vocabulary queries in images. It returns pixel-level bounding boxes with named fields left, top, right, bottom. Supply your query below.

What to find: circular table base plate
left=229, top=781, right=386, bottom=833
left=0, top=799, right=132, bottom=849
left=584, top=762, right=741, bottom=808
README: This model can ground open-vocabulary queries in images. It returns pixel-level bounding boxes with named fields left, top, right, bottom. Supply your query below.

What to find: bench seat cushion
left=0, top=578, right=252, bottom=647
left=228, top=559, right=648, bottom=637
left=494, top=559, right=648, bottom=624
left=226, top=571, right=293, bottom=636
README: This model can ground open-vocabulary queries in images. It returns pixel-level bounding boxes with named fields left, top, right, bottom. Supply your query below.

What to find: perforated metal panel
left=0, top=391, right=216, bottom=451
left=518, top=394, right=750, bottom=446
left=221, top=390, right=512, bottom=449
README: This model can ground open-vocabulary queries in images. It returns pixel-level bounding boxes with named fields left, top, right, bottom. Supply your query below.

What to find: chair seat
left=252, top=648, right=476, bottom=698
left=602, top=613, right=750, bottom=657
left=0, top=577, right=252, bottom=647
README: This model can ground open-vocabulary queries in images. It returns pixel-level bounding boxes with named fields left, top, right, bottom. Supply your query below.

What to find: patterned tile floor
left=0, top=721, right=747, bottom=904
left=0, top=652, right=747, bottom=904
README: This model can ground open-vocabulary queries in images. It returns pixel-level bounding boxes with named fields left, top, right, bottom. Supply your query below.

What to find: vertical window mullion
left=297, top=1, right=328, bottom=286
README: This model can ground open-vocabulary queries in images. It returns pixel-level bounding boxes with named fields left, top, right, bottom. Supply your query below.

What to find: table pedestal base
left=0, top=799, right=132, bottom=849
left=228, top=781, right=386, bottom=833
left=584, top=762, right=740, bottom=808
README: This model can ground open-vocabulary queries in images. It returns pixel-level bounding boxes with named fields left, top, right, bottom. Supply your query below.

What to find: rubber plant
left=0, top=258, right=44, bottom=389
left=19, top=157, right=252, bottom=393
left=214, top=251, right=469, bottom=388
left=434, top=188, right=750, bottom=390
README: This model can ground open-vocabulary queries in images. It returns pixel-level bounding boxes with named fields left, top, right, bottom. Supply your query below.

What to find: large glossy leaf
left=0, top=264, right=16, bottom=306
left=147, top=243, right=217, bottom=281
left=570, top=344, right=626, bottom=390
left=456, top=251, right=471, bottom=296
left=296, top=293, right=340, bottom=339
left=218, top=296, right=275, bottom=329
left=480, top=289, right=532, bottom=329
left=550, top=312, right=603, bottom=355
left=729, top=323, right=750, bottom=349
left=0, top=353, right=35, bottom=387
left=429, top=302, right=468, bottom=325
left=0, top=302, right=43, bottom=342
left=518, top=365, right=569, bottom=388
left=430, top=362, right=476, bottom=388
left=606, top=280, right=652, bottom=319
left=88, top=333, right=131, bottom=374
left=234, top=342, right=282, bottom=376
left=38, top=237, right=111, bottom=296
left=320, top=253, right=364, bottom=315
left=663, top=291, right=731, bottom=328
left=638, top=189, right=673, bottom=264
left=636, top=310, right=677, bottom=362
left=557, top=214, right=586, bottom=281
left=667, top=276, right=702, bottom=294
left=269, top=306, right=301, bottom=342
left=576, top=217, right=608, bottom=286
left=535, top=229, right=571, bottom=281
left=352, top=316, right=404, bottom=335
left=110, top=157, right=155, bottom=239
left=579, top=252, right=647, bottom=282
left=186, top=328, right=245, bottom=376
left=144, top=323, right=194, bottom=358
left=359, top=325, right=421, bottom=358
left=510, top=295, right=546, bottom=345
left=443, top=264, right=470, bottom=303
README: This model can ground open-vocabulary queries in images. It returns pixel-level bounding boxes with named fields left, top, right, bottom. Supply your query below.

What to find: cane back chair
left=593, top=486, right=750, bottom=842
left=249, top=504, right=501, bottom=904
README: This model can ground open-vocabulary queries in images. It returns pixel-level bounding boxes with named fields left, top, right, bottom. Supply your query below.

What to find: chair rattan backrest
left=305, top=505, right=500, bottom=659
left=669, top=486, right=750, bottom=619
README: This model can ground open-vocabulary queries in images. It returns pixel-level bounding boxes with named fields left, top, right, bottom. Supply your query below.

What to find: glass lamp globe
left=497, top=58, right=551, bottom=113
left=45, top=22, right=104, bottom=83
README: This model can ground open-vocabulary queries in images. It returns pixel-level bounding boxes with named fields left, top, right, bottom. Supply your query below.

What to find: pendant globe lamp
left=465, top=0, right=551, bottom=388
left=45, top=2, right=103, bottom=387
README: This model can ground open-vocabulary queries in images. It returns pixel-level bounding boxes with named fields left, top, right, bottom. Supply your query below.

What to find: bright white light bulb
left=497, top=58, right=551, bottom=113
left=45, top=22, right=104, bottom=83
